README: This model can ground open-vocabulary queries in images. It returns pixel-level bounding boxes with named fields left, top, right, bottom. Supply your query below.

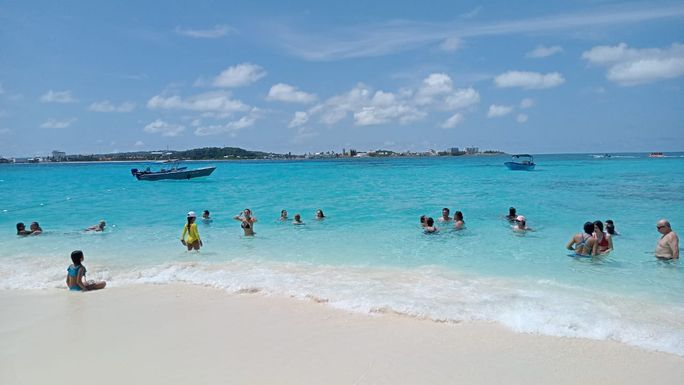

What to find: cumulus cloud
left=204, top=63, right=266, bottom=88
left=415, top=73, right=453, bottom=105
left=288, top=111, right=309, bottom=128
left=193, top=108, right=260, bottom=136
left=494, top=71, right=565, bottom=89
left=487, top=105, right=513, bottom=118
left=441, top=113, right=464, bottom=128
left=134, top=140, right=145, bottom=146
left=267, top=83, right=317, bottom=103
left=444, top=88, right=480, bottom=110
left=175, top=24, right=235, bottom=38
left=517, top=113, right=528, bottom=123
left=520, top=98, right=535, bottom=108
left=526, top=45, right=563, bottom=58
left=147, top=91, right=249, bottom=114
left=89, top=100, right=136, bottom=112
left=582, top=42, right=684, bottom=85
left=40, top=118, right=77, bottom=128
left=143, top=119, right=185, bottom=137
left=440, top=36, right=462, bottom=53
left=40, top=90, right=76, bottom=103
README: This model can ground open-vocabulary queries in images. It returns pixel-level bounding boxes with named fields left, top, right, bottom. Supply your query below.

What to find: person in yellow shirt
left=181, top=211, right=202, bottom=251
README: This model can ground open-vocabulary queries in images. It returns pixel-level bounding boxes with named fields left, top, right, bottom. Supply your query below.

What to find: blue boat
left=131, top=160, right=216, bottom=181
left=504, top=154, right=535, bottom=171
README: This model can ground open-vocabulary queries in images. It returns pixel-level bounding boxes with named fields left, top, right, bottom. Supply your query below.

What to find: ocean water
left=1, top=154, right=683, bottom=355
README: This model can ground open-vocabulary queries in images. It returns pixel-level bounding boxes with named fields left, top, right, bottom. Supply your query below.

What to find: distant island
left=1, top=146, right=505, bottom=163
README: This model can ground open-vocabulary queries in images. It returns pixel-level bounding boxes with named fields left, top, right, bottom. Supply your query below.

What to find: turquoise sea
left=1, top=154, right=683, bottom=355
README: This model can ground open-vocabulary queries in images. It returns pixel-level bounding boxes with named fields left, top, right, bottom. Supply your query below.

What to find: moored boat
left=504, top=154, right=535, bottom=171
left=131, top=162, right=216, bottom=181
left=649, top=152, right=664, bottom=158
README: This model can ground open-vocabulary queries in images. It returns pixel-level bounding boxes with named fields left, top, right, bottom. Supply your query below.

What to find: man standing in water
left=655, top=219, right=679, bottom=259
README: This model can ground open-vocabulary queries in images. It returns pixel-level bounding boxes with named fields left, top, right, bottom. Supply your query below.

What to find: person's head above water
left=16, top=222, right=26, bottom=233
left=98, top=220, right=106, bottom=229
left=316, top=209, right=325, bottom=218
left=426, top=217, right=435, bottom=227
left=71, top=250, right=84, bottom=266
left=442, top=208, right=450, bottom=217
left=583, top=221, right=594, bottom=235
left=281, top=209, right=287, bottom=217
left=454, top=211, right=463, bottom=221
left=656, top=219, right=672, bottom=234
left=30, top=222, right=41, bottom=230
left=509, top=207, right=517, bottom=216
left=244, top=208, right=252, bottom=217
left=202, top=210, right=210, bottom=218
left=294, top=214, right=301, bottom=221
left=516, top=215, right=526, bottom=226
left=593, top=220, right=604, bottom=233
left=187, top=211, right=196, bottom=224
left=605, top=219, right=616, bottom=234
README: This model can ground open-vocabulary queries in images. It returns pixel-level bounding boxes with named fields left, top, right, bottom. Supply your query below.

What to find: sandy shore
left=1, top=285, right=682, bottom=385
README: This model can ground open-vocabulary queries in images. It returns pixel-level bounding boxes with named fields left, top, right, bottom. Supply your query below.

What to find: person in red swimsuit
left=593, top=220, right=613, bottom=254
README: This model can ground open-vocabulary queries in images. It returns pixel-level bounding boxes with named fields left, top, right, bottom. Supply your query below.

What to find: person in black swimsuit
left=234, top=208, right=257, bottom=236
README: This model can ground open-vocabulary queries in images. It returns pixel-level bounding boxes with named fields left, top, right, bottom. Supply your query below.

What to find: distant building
left=465, top=147, right=479, bottom=154
left=52, top=150, right=67, bottom=161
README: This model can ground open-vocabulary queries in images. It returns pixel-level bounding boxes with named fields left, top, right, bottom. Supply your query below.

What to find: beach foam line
left=1, top=257, right=683, bottom=356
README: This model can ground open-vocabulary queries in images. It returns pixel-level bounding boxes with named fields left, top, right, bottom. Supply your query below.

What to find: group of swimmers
left=15, top=220, right=106, bottom=236
left=180, top=208, right=327, bottom=251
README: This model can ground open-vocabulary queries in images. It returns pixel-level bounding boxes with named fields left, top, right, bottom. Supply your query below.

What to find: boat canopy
left=511, top=154, right=533, bottom=159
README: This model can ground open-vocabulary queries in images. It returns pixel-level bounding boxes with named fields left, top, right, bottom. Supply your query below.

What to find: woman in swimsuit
left=66, top=250, right=106, bottom=292
left=593, top=220, right=613, bottom=254
left=567, top=222, right=597, bottom=256
left=315, top=209, right=325, bottom=220
left=453, top=211, right=465, bottom=230
left=279, top=210, right=288, bottom=221
left=234, top=208, right=257, bottom=236
left=181, top=211, right=202, bottom=250
left=16, top=222, right=32, bottom=236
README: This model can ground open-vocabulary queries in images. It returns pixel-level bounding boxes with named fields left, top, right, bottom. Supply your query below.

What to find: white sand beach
left=1, top=284, right=683, bottom=385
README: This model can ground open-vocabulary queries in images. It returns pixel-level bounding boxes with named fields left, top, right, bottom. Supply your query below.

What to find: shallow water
left=1, top=154, right=683, bottom=355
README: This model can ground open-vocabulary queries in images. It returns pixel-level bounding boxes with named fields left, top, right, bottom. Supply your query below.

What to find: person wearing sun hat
left=512, top=215, right=533, bottom=232
left=180, top=211, right=202, bottom=251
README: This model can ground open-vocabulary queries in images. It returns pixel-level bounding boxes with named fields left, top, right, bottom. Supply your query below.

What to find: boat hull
left=504, top=162, right=535, bottom=171
left=134, top=166, right=216, bottom=181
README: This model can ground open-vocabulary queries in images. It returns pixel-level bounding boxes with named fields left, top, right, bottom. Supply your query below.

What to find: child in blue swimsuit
left=66, top=250, right=106, bottom=292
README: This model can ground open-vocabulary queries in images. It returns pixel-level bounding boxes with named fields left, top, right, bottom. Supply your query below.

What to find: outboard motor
left=131, top=168, right=138, bottom=176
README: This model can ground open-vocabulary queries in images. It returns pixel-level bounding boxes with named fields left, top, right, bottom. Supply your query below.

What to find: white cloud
left=267, top=83, right=317, bottom=103
left=288, top=111, right=309, bottom=128
left=520, top=98, right=535, bottom=108
left=440, top=36, right=462, bottom=53
left=134, top=140, right=144, bottom=146
left=40, top=90, right=77, bottom=103
left=40, top=118, right=77, bottom=128
left=207, top=63, right=266, bottom=88
left=147, top=91, right=249, bottom=114
left=487, top=105, right=514, bottom=118
left=526, top=45, right=563, bottom=58
left=175, top=24, right=235, bottom=38
left=89, top=100, right=136, bottom=112
left=517, top=113, right=528, bottom=123
left=143, top=119, right=185, bottom=137
left=582, top=43, right=684, bottom=85
left=494, top=71, right=565, bottom=89
left=441, top=113, right=464, bottom=128
left=194, top=109, right=260, bottom=136
left=444, top=88, right=480, bottom=110
left=415, top=73, right=453, bottom=104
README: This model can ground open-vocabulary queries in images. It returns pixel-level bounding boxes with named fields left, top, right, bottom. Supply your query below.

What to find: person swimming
left=201, top=210, right=212, bottom=223
left=424, top=217, right=438, bottom=233
left=66, top=250, right=106, bottom=292
left=593, top=220, right=612, bottom=254
left=16, top=222, right=32, bottom=236
left=315, top=209, right=325, bottom=220
left=439, top=208, right=452, bottom=222
left=453, top=211, right=465, bottom=230
left=234, top=208, right=257, bottom=236
left=279, top=210, right=288, bottom=221
left=506, top=207, right=518, bottom=222
left=566, top=222, right=597, bottom=256
left=420, top=215, right=428, bottom=228
left=293, top=213, right=304, bottom=225
left=29, top=222, right=42, bottom=235
left=605, top=219, right=619, bottom=236
left=86, top=220, right=106, bottom=232
left=180, top=211, right=202, bottom=250
left=512, top=215, right=533, bottom=232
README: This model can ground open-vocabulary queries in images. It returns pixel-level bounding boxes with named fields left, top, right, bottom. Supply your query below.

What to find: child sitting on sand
left=66, top=250, right=106, bottom=292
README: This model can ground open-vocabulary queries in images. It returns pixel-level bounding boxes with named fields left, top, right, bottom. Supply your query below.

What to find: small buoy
left=40, top=203, right=44, bottom=206
left=66, top=197, right=71, bottom=200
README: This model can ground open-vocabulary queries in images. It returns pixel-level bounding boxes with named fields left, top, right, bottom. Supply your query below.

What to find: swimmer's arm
left=566, top=238, right=576, bottom=250
left=76, top=267, right=88, bottom=291
left=180, top=226, right=187, bottom=244
left=233, top=214, right=242, bottom=221
left=670, top=234, right=679, bottom=258
left=607, top=234, right=614, bottom=251
left=590, top=240, right=598, bottom=256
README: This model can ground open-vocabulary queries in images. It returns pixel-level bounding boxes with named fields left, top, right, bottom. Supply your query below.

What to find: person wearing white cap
left=512, top=215, right=533, bottom=232
left=181, top=211, right=202, bottom=250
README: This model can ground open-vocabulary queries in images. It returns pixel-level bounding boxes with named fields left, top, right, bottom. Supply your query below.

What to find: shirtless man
left=438, top=208, right=452, bottom=222
left=86, top=220, right=106, bottom=232
left=655, top=219, right=679, bottom=259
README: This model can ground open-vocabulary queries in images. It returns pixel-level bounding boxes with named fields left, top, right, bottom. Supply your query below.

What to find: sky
left=1, top=0, right=683, bottom=157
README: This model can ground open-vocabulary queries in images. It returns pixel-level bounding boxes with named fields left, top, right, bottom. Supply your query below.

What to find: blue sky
left=1, top=0, right=683, bottom=157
